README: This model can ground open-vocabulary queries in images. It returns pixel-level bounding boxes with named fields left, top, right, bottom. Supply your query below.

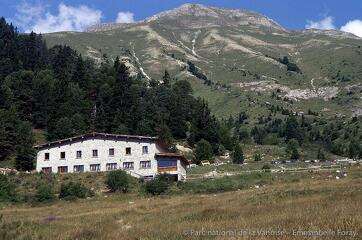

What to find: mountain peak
left=176, top=3, right=209, bottom=10
left=86, top=3, right=286, bottom=32
left=144, top=3, right=285, bottom=31
left=144, top=3, right=219, bottom=22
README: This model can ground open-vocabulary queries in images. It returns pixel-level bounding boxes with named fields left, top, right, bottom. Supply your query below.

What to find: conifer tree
left=162, top=69, right=171, bottom=87
left=194, top=139, right=213, bottom=164
left=232, top=144, right=244, bottom=164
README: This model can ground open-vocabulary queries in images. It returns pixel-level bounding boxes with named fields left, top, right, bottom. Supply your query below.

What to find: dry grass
left=1, top=167, right=361, bottom=240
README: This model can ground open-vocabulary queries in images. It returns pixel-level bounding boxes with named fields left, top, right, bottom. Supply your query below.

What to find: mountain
left=45, top=3, right=362, bottom=119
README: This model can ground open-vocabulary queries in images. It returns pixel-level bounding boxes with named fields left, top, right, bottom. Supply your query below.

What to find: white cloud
left=13, top=2, right=102, bottom=33
left=305, top=16, right=336, bottom=30
left=341, top=20, right=362, bottom=38
left=116, top=11, right=135, bottom=23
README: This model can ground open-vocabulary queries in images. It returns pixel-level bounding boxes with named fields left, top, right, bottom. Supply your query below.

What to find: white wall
left=37, top=137, right=160, bottom=176
left=36, top=136, right=187, bottom=180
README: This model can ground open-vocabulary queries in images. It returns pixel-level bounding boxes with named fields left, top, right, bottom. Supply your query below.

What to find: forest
left=0, top=18, right=224, bottom=170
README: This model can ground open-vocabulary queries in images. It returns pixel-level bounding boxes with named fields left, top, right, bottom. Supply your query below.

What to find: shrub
left=105, top=170, right=129, bottom=193
left=59, top=182, right=91, bottom=200
left=0, top=175, right=16, bottom=202
left=286, top=139, right=300, bottom=160
left=34, top=184, right=54, bottom=202
left=254, top=153, right=262, bottom=162
left=291, top=148, right=300, bottom=160
left=262, top=164, right=271, bottom=172
left=145, top=174, right=173, bottom=196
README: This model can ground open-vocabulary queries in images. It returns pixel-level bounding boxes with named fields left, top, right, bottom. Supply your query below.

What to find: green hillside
left=45, top=4, right=362, bottom=119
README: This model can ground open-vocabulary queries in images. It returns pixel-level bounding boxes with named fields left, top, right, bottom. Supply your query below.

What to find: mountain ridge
left=86, top=3, right=360, bottom=39
left=87, top=3, right=285, bottom=32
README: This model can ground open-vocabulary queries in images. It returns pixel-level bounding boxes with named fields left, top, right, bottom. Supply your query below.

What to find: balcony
left=158, top=166, right=177, bottom=172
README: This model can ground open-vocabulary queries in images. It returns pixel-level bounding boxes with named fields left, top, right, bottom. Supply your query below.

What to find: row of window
left=42, top=161, right=152, bottom=173
left=44, top=146, right=149, bottom=160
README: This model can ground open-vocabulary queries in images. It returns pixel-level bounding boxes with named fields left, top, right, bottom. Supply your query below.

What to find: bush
left=59, top=182, right=92, bottom=200
left=291, top=148, right=300, bottom=160
left=0, top=175, right=16, bottom=202
left=286, top=139, right=300, bottom=160
left=262, top=164, right=271, bottom=172
left=34, top=184, right=54, bottom=202
left=145, top=174, right=173, bottom=196
left=254, top=153, right=262, bottom=162
left=105, top=170, right=129, bottom=193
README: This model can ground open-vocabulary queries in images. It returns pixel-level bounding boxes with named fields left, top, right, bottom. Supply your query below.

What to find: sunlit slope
left=45, top=4, right=362, bottom=118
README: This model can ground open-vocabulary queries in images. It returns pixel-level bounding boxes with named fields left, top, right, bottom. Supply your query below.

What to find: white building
left=35, top=133, right=188, bottom=181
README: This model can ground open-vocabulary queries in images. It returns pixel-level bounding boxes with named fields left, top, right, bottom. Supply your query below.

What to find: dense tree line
left=229, top=110, right=362, bottom=159
left=0, top=18, right=234, bottom=169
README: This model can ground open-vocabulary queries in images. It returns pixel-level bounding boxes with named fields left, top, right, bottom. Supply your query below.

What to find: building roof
left=35, top=132, right=158, bottom=149
left=155, top=153, right=190, bottom=165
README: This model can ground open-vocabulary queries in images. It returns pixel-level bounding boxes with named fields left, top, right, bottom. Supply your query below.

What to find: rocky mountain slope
left=45, top=3, right=362, bottom=119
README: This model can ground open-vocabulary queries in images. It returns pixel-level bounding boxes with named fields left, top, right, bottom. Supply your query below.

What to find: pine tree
left=15, top=121, right=35, bottom=171
left=227, top=115, right=234, bottom=129
left=32, top=70, right=55, bottom=128
left=285, top=115, right=302, bottom=142
left=0, top=109, right=18, bottom=161
left=113, top=56, right=121, bottom=71
left=158, top=124, right=174, bottom=150
left=162, top=69, right=171, bottom=87
left=291, top=147, right=299, bottom=160
left=317, top=149, right=326, bottom=161
left=232, top=144, right=244, bottom=164
left=0, top=17, right=20, bottom=80
left=194, top=139, right=213, bottom=164
left=348, top=140, right=360, bottom=159
left=188, top=99, right=220, bottom=151
left=172, top=80, right=192, bottom=95
left=218, top=124, right=233, bottom=150
left=286, top=139, right=299, bottom=160
left=3, top=70, right=35, bottom=122
left=50, top=117, right=73, bottom=139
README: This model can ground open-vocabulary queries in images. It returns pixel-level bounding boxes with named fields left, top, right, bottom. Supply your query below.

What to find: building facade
left=35, top=133, right=188, bottom=181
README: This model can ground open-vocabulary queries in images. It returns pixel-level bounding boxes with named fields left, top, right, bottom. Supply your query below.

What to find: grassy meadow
left=0, top=165, right=361, bottom=240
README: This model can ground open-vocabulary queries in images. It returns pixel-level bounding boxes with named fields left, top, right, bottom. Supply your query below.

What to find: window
left=76, top=151, right=82, bottom=159
left=92, top=150, right=98, bottom=158
left=109, top=148, right=115, bottom=156
left=44, top=153, right=50, bottom=161
left=73, top=165, right=84, bottom=173
left=58, top=166, right=68, bottom=173
left=123, top=162, right=134, bottom=170
left=126, top=147, right=131, bottom=155
left=90, top=164, right=101, bottom=172
left=140, top=161, right=151, bottom=169
left=142, top=146, right=149, bottom=154
left=157, top=160, right=177, bottom=172
left=41, top=167, right=52, bottom=173
left=106, top=163, right=118, bottom=171
left=60, top=152, right=65, bottom=159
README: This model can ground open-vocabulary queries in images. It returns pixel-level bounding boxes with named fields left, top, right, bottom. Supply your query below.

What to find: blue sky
left=1, top=0, right=362, bottom=36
